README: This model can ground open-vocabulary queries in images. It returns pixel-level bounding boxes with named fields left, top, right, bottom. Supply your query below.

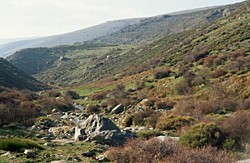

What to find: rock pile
left=75, top=114, right=135, bottom=145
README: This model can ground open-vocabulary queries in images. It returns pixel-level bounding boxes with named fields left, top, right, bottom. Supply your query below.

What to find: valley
left=0, top=1, right=249, bottom=162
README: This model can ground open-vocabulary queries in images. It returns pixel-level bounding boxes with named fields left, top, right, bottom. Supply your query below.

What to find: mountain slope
left=0, top=58, right=47, bottom=91
left=90, top=5, right=237, bottom=45
left=7, top=1, right=248, bottom=86
left=0, top=3, right=240, bottom=58
left=0, top=19, right=140, bottom=58
left=76, top=1, right=250, bottom=83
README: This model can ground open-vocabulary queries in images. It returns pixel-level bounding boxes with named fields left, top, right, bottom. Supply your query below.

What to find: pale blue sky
left=0, top=0, right=245, bottom=39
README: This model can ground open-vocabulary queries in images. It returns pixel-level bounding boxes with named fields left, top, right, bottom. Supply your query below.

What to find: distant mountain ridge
left=0, top=3, right=241, bottom=58
left=0, top=19, right=140, bottom=58
left=0, top=58, right=47, bottom=91
left=7, top=1, right=249, bottom=86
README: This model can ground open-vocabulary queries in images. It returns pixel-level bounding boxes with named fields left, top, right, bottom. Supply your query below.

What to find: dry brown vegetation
left=106, top=138, right=235, bottom=163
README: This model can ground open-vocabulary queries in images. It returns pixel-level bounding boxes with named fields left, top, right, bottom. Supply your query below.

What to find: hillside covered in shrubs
left=0, top=1, right=249, bottom=162
left=0, top=58, right=47, bottom=91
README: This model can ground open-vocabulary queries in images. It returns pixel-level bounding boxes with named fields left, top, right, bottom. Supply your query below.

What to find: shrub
left=0, top=104, right=41, bottom=126
left=107, top=84, right=127, bottom=104
left=211, top=68, right=227, bottom=78
left=168, top=146, right=235, bottom=163
left=65, top=90, right=80, bottom=99
left=86, top=105, right=100, bottom=114
left=146, top=112, right=162, bottom=128
left=155, top=100, right=176, bottom=110
left=106, top=138, right=178, bottom=162
left=192, top=47, right=209, bottom=61
left=135, top=80, right=146, bottom=90
left=106, top=138, right=235, bottom=163
left=136, top=130, right=163, bottom=139
left=175, top=79, right=193, bottom=95
left=240, top=98, right=250, bottom=110
left=106, top=99, right=119, bottom=108
left=220, top=111, right=250, bottom=144
left=179, top=123, right=226, bottom=148
left=133, top=109, right=154, bottom=126
left=48, top=91, right=61, bottom=97
left=203, top=56, right=216, bottom=67
left=91, top=92, right=107, bottom=100
left=153, top=70, right=170, bottom=79
left=41, top=97, right=73, bottom=112
left=156, top=114, right=194, bottom=131
left=0, top=138, right=43, bottom=152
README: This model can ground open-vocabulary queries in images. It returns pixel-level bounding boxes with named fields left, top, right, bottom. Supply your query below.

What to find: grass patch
left=0, top=138, right=43, bottom=152
left=136, top=130, right=163, bottom=139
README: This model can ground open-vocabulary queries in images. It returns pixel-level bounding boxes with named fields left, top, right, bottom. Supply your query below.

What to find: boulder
left=76, top=114, right=135, bottom=145
left=80, top=114, right=121, bottom=134
left=111, top=104, right=124, bottom=114
left=85, top=130, right=126, bottom=145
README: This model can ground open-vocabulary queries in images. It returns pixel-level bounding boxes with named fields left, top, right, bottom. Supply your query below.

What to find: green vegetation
left=156, top=115, right=194, bottom=131
left=179, top=123, right=226, bottom=148
left=0, top=58, right=47, bottom=91
left=136, top=130, right=163, bottom=139
left=0, top=1, right=249, bottom=162
left=0, top=138, right=42, bottom=152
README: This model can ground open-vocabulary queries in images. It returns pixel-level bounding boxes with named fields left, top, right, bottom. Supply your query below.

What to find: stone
left=111, top=104, right=124, bottom=114
left=24, top=149, right=36, bottom=158
left=96, top=154, right=109, bottom=162
left=75, top=114, right=134, bottom=145
left=1, top=151, right=11, bottom=157
left=74, top=125, right=87, bottom=141
left=138, top=126, right=148, bottom=131
left=80, top=114, right=121, bottom=134
left=86, top=130, right=125, bottom=145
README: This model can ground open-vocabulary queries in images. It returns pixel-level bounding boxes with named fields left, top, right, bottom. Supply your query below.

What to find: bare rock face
left=81, top=114, right=121, bottom=134
left=75, top=114, right=135, bottom=145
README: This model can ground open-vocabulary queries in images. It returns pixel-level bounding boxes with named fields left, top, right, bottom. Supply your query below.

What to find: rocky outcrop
left=75, top=114, right=135, bottom=145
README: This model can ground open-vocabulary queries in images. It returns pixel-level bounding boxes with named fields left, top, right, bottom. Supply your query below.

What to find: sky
left=0, top=0, right=245, bottom=39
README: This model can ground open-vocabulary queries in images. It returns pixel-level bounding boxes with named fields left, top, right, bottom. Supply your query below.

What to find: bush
left=220, top=111, right=250, bottom=144
left=174, top=98, right=195, bottom=116
left=136, top=130, right=163, bottom=139
left=211, top=68, right=227, bottom=78
left=48, top=91, right=61, bottom=97
left=179, top=123, right=226, bottom=148
left=106, top=99, right=119, bottom=108
left=65, top=90, right=80, bottom=99
left=156, top=114, right=194, bottom=131
left=86, top=105, right=100, bottom=114
left=106, top=138, right=178, bottom=162
left=0, top=104, right=41, bottom=126
left=168, top=146, right=235, bottom=163
left=153, top=70, right=170, bottom=79
left=106, top=138, right=235, bottom=163
left=175, top=79, right=193, bottom=95
left=155, top=100, right=176, bottom=110
left=133, top=109, right=154, bottom=126
left=41, top=97, right=73, bottom=112
left=0, top=138, right=43, bottom=152
left=146, top=112, right=162, bottom=128
left=91, top=92, right=107, bottom=100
